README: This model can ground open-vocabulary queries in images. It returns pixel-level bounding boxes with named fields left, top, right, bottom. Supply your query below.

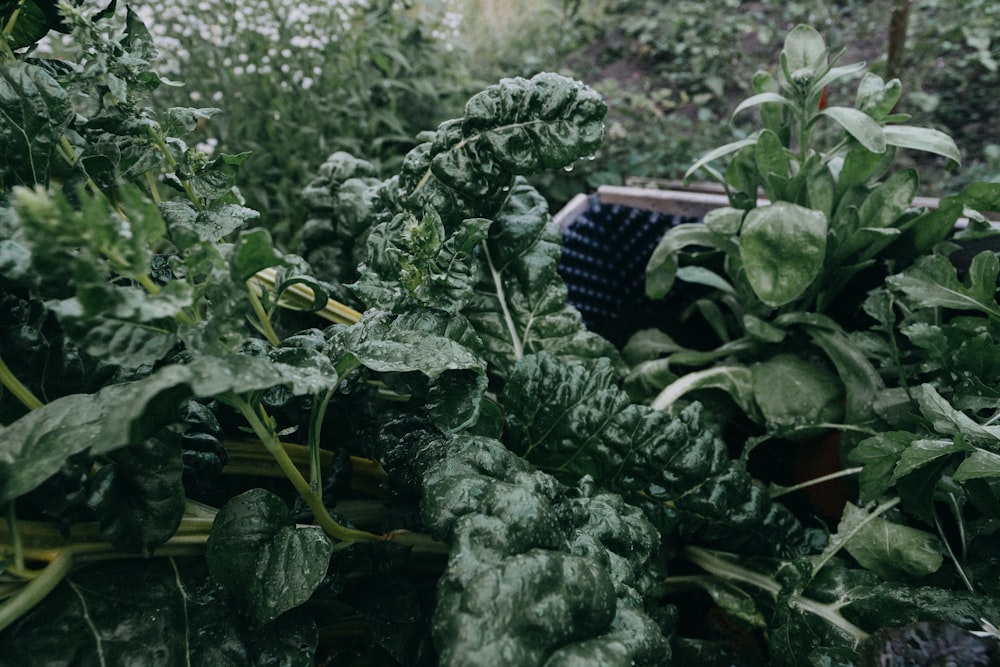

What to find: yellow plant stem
left=0, top=518, right=213, bottom=633
left=0, top=354, right=43, bottom=411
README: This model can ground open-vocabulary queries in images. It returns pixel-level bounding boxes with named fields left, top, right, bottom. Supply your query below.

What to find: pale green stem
left=231, top=397, right=381, bottom=544
left=246, top=281, right=281, bottom=346
left=770, top=466, right=863, bottom=499
left=684, top=546, right=869, bottom=645
left=650, top=365, right=745, bottom=412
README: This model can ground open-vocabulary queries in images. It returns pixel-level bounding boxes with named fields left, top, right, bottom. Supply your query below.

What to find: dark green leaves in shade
left=206, top=489, right=333, bottom=624
left=0, top=559, right=318, bottom=666
left=504, top=352, right=804, bottom=553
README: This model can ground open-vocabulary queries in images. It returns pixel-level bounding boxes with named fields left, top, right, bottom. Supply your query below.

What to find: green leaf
left=891, top=438, right=972, bottom=483
left=0, top=351, right=355, bottom=503
left=803, top=323, right=885, bottom=425
left=782, top=24, right=828, bottom=76
left=351, top=207, right=490, bottom=313
left=88, top=427, right=185, bottom=555
left=0, top=559, right=318, bottom=665
left=463, top=182, right=618, bottom=382
left=954, top=450, right=1000, bottom=481
left=0, top=1, right=51, bottom=49
left=857, top=168, right=918, bottom=231
left=883, top=125, right=962, bottom=164
left=850, top=432, right=916, bottom=504
left=645, top=223, right=738, bottom=300
left=755, top=129, right=790, bottom=201
left=818, top=107, right=886, bottom=153
left=0, top=62, right=74, bottom=187
left=206, top=489, right=333, bottom=624
left=837, top=502, right=944, bottom=580
left=338, top=309, right=487, bottom=431
left=740, top=202, right=828, bottom=307
left=160, top=200, right=258, bottom=244
left=504, top=353, right=800, bottom=552
left=751, top=353, right=843, bottom=440
left=232, top=228, right=290, bottom=281
left=406, top=72, right=606, bottom=226
left=855, top=73, right=902, bottom=120
left=684, top=134, right=762, bottom=182
left=888, top=252, right=1000, bottom=320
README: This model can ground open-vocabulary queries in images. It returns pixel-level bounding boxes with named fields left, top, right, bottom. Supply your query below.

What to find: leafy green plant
left=2, top=8, right=1000, bottom=665
left=633, top=25, right=979, bottom=432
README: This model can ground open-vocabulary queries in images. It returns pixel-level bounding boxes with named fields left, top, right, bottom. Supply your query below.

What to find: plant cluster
left=47, top=0, right=479, bottom=244
left=1, top=5, right=1000, bottom=667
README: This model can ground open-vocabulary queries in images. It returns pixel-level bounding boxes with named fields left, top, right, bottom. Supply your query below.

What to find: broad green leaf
left=857, top=168, right=918, bottom=230
left=782, top=24, right=827, bottom=76
left=835, top=145, right=896, bottom=197
left=913, top=383, right=1000, bottom=445
left=804, top=324, right=885, bottom=425
left=411, top=72, right=605, bottom=225
left=0, top=1, right=50, bottom=49
left=703, top=206, right=744, bottom=235
left=883, top=125, right=962, bottom=164
left=0, top=62, right=74, bottom=187
left=160, top=199, right=258, bottom=244
left=645, top=223, right=738, bottom=300
left=888, top=252, right=1000, bottom=320
left=0, top=559, right=318, bottom=666
left=891, top=438, right=972, bottom=483
left=954, top=450, right=1000, bottom=481
left=837, top=502, right=944, bottom=580
left=351, top=206, right=490, bottom=313
left=755, top=129, right=790, bottom=201
left=206, top=489, right=333, bottom=624
left=231, top=228, right=290, bottom=281
left=0, top=353, right=351, bottom=503
left=740, top=202, right=827, bottom=307
left=88, top=428, right=185, bottom=555
left=850, top=432, right=915, bottom=504
left=504, top=353, right=801, bottom=552
left=751, top=353, right=843, bottom=440
left=855, top=73, right=902, bottom=120
left=818, top=107, right=886, bottom=153
left=338, top=309, right=487, bottom=431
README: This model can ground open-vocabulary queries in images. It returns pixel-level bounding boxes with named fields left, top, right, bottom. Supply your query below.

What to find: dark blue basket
left=558, top=194, right=701, bottom=346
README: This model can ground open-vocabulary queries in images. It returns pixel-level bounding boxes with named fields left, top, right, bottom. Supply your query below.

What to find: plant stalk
left=0, top=354, right=43, bottom=411
left=231, top=397, right=381, bottom=543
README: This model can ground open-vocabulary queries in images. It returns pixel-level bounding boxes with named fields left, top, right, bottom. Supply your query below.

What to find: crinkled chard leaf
left=858, top=621, right=1000, bottom=667
left=0, top=351, right=347, bottom=503
left=206, top=488, right=333, bottom=624
left=0, top=62, right=74, bottom=186
left=351, top=208, right=490, bottom=313
left=377, top=422, right=671, bottom=666
left=336, top=309, right=487, bottom=432
left=397, top=72, right=605, bottom=229
left=463, top=182, right=619, bottom=383
left=504, top=352, right=805, bottom=553
left=0, top=559, right=318, bottom=666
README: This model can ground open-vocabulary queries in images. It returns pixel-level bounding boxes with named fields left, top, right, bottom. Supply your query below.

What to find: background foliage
left=40, top=0, right=1000, bottom=233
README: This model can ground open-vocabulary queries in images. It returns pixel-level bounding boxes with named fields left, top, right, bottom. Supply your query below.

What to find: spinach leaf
left=206, top=489, right=333, bottom=624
